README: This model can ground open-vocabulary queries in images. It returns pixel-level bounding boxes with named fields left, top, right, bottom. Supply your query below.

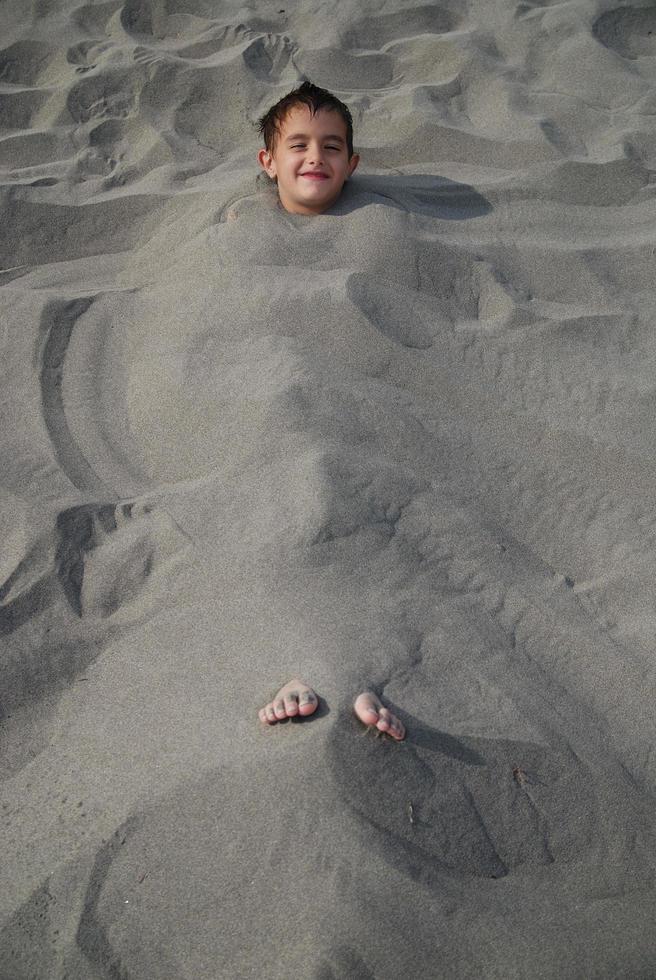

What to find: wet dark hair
left=257, top=80, right=354, bottom=158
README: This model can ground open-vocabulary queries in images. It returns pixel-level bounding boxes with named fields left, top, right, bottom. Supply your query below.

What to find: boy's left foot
left=353, top=691, right=406, bottom=740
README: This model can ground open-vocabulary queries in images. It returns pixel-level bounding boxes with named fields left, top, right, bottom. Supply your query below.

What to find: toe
left=258, top=707, right=268, bottom=724
left=354, top=692, right=380, bottom=727
left=377, top=707, right=392, bottom=733
left=284, top=692, right=300, bottom=717
left=273, top=699, right=287, bottom=720
left=388, top=715, right=405, bottom=740
left=265, top=703, right=277, bottom=723
left=298, top=690, right=318, bottom=717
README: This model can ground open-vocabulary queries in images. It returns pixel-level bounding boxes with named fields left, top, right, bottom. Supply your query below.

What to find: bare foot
left=258, top=678, right=319, bottom=725
left=353, top=691, right=406, bottom=740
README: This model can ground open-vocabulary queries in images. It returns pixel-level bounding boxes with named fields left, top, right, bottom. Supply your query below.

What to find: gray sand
left=2, top=0, right=656, bottom=977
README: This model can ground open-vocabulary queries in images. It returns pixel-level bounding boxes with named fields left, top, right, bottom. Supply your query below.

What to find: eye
left=289, top=143, right=342, bottom=150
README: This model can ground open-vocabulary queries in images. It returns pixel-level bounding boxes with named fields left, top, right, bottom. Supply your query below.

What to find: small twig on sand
left=512, top=766, right=529, bottom=787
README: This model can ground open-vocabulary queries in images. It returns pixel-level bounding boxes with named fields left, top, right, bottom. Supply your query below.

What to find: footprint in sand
left=0, top=39, right=56, bottom=85
left=0, top=496, right=188, bottom=745
left=71, top=3, right=123, bottom=35
left=593, top=6, right=656, bottom=60
left=56, top=499, right=190, bottom=622
left=343, top=5, right=460, bottom=49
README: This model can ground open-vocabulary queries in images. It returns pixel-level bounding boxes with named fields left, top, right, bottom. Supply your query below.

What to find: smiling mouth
left=301, top=173, right=329, bottom=180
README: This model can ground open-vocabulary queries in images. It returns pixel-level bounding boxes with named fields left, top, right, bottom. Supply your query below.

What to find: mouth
left=300, top=172, right=329, bottom=180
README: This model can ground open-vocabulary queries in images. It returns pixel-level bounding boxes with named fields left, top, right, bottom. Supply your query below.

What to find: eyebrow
left=284, top=132, right=345, bottom=143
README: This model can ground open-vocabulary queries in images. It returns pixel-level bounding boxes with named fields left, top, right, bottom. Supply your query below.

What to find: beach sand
left=2, top=0, right=656, bottom=976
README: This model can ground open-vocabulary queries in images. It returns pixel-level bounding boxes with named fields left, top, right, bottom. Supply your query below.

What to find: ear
left=347, top=153, right=360, bottom=178
left=258, top=148, right=276, bottom=179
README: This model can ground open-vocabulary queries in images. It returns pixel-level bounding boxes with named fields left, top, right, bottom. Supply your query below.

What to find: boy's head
left=257, top=81, right=360, bottom=215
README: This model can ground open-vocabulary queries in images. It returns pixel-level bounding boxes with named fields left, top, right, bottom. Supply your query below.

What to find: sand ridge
left=2, top=0, right=656, bottom=977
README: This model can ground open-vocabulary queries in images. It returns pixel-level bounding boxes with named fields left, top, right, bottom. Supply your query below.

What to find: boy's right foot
left=258, top=678, right=318, bottom=725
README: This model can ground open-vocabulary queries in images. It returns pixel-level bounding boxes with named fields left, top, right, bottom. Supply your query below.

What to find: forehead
left=277, top=105, right=347, bottom=141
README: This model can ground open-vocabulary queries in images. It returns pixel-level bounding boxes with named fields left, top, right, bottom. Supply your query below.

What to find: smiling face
left=258, top=105, right=360, bottom=215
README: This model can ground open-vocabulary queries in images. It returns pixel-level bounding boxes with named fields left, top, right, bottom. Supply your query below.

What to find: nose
left=306, top=141, right=324, bottom=165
